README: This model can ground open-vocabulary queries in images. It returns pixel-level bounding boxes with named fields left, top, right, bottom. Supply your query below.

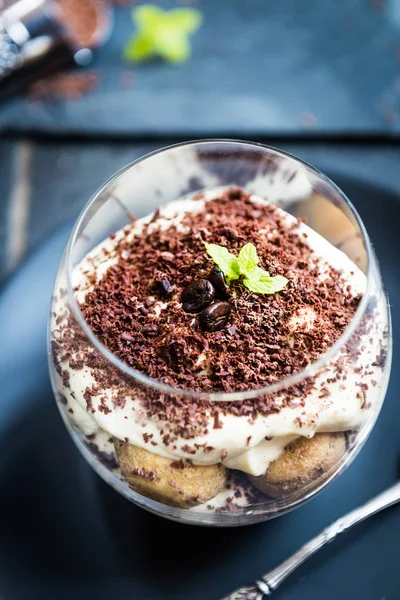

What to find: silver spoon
left=223, top=480, right=400, bottom=599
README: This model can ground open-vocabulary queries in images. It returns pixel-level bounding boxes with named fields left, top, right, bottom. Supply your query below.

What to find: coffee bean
left=181, top=279, right=215, bottom=313
left=208, top=266, right=228, bottom=297
left=200, top=301, right=231, bottom=332
left=157, top=278, right=173, bottom=298
left=223, top=227, right=239, bottom=241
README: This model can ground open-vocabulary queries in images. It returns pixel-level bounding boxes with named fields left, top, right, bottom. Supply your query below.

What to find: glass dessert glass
left=49, top=140, right=392, bottom=526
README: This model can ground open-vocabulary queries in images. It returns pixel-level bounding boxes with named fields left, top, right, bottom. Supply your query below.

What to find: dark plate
left=0, top=173, right=399, bottom=600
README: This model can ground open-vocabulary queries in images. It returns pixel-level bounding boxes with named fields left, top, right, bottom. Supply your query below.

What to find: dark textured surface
left=28, top=142, right=158, bottom=250
left=2, top=0, right=400, bottom=135
left=0, top=174, right=399, bottom=599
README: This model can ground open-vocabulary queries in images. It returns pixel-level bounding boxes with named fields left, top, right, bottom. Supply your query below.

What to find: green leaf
left=244, top=271, right=288, bottom=295
left=237, top=242, right=259, bottom=274
left=167, top=8, right=203, bottom=34
left=133, top=4, right=165, bottom=28
left=203, top=241, right=289, bottom=295
left=204, top=242, right=240, bottom=282
left=155, top=30, right=190, bottom=63
left=123, top=4, right=203, bottom=64
left=247, top=266, right=271, bottom=279
left=123, top=32, right=154, bottom=62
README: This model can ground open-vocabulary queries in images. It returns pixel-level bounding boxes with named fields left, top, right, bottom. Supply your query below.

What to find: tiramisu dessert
left=51, top=186, right=389, bottom=515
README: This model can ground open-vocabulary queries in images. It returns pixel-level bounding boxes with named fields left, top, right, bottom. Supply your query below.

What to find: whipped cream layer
left=51, top=189, right=388, bottom=476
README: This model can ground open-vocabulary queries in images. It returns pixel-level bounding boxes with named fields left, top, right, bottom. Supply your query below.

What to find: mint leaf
left=204, top=241, right=289, bottom=295
left=123, top=32, right=154, bottom=62
left=245, top=266, right=271, bottom=279
left=123, top=5, right=203, bottom=64
left=237, top=242, right=259, bottom=274
left=244, top=270, right=288, bottom=295
left=156, top=30, right=190, bottom=63
left=134, top=4, right=164, bottom=28
left=169, top=8, right=203, bottom=34
left=204, top=242, right=240, bottom=282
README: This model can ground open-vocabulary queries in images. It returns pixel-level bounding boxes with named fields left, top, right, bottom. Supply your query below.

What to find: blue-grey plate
left=0, top=174, right=399, bottom=600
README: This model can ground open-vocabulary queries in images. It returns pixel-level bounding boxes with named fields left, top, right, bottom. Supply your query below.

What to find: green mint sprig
left=123, top=5, right=203, bottom=64
left=204, top=242, right=288, bottom=295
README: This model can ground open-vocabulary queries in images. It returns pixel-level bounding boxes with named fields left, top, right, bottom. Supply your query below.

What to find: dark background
left=1, top=1, right=400, bottom=599
left=2, top=0, right=400, bottom=283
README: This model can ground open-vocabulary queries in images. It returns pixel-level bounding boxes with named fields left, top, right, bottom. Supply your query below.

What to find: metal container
left=0, top=0, right=112, bottom=98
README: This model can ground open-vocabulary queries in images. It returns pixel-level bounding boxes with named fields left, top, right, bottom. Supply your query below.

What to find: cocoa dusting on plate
left=28, top=0, right=108, bottom=103
left=28, top=71, right=99, bottom=102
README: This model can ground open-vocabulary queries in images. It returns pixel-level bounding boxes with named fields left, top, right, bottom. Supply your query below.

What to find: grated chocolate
left=51, top=188, right=385, bottom=443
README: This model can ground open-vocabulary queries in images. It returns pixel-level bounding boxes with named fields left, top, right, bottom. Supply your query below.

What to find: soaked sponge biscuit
left=114, top=439, right=227, bottom=508
left=248, top=433, right=346, bottom=498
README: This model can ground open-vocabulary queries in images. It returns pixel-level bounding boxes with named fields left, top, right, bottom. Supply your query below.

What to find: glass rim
left=65, top=138, right=374, bottom=401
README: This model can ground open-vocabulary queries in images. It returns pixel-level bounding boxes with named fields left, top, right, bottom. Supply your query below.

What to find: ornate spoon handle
left=223, top=481, right=400, bottom=600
